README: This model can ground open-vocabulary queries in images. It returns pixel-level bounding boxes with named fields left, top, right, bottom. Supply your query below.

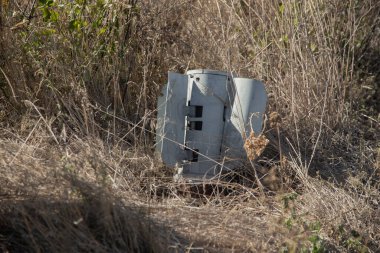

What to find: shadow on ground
left=0, top=178, right=187, bottom=253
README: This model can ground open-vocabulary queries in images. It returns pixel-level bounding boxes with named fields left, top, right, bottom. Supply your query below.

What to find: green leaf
left=279, top=34, right=289, bottom=45
left=50, top=10, right=59, bottom=22
left=98, top=27, right=107, bottom=35
left=42, top=8, right=51, bottom=22
left=69, top=19, right=80, bottom=31
left=96, top=0, right=105, bottom=7
left=279, top=2, right=285, bottom=15
left=39, top=0, right=54, bottom=7
left=75, top=0, right=85, bottom=5
left=41, top=28, right=56, bottom=35
left=310, top=43, right=319, bottom=53
left=284, top=217, right=293, bottom=229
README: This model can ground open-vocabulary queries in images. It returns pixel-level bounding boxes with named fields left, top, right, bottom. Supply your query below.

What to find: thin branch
left=0, top=67, right=17, bottom=103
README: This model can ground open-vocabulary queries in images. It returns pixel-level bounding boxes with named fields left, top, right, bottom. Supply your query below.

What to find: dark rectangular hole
left=187, top=121, right=202, bottom=130
left=190, top=121, right=202, bottom=130
left=195, top=106, right=203, bottom=117
left=192, top=149, right=199, bottom=162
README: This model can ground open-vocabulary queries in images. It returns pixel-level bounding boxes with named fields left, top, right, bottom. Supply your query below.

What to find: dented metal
left=156, top=69, right=267, bottom=181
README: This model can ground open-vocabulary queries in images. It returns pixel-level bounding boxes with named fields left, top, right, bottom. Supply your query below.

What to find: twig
left=361, top=113, right=379, bottom=124
left=307, top=80, right=329, bottom=171
left=9, top=118, right=42, bottom=165
left=23, top=100, right=60, bottom=145
left=0, top=66, right=17, bottom=102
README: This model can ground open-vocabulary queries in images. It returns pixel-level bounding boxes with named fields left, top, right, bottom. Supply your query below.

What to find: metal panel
left=222, top=78, right=267, bottom=164
left=156, top=72, right=188, bottom=167
left=233, top=78, right=267, bottom=136
left=182, top=70, right=230, bottom=178
left=156, top=69, right=268, bottom=180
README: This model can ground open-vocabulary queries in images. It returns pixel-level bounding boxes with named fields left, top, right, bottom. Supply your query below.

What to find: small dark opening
left=192, top=149, right=199, bottom=162
left=195, top=106, right=203, bottom=117
left=188, top=121, right=202, bottom=130
left=196, top=77, right=200, bottom=82
left=223, top=106, right=226, bottom=121
left=194, top=121, right=203, bottom=130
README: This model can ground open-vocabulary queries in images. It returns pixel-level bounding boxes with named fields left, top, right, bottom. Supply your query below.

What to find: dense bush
left=0, top=0, right=379, bottom=252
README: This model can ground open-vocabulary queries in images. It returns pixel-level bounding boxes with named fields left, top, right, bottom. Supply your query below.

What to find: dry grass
left=0, top=134, right=378, bottom=252
left=0, top=0, right=379, bottom=252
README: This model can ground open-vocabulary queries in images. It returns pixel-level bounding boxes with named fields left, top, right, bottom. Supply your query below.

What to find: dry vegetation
left=0, top=0, right=379, bottom=252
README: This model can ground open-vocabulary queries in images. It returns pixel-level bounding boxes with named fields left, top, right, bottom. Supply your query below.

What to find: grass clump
left=0, top=0, right=379, bottom=252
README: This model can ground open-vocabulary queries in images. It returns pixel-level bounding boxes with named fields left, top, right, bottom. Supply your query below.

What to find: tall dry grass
left=0, top=0, right=379, bottom=252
